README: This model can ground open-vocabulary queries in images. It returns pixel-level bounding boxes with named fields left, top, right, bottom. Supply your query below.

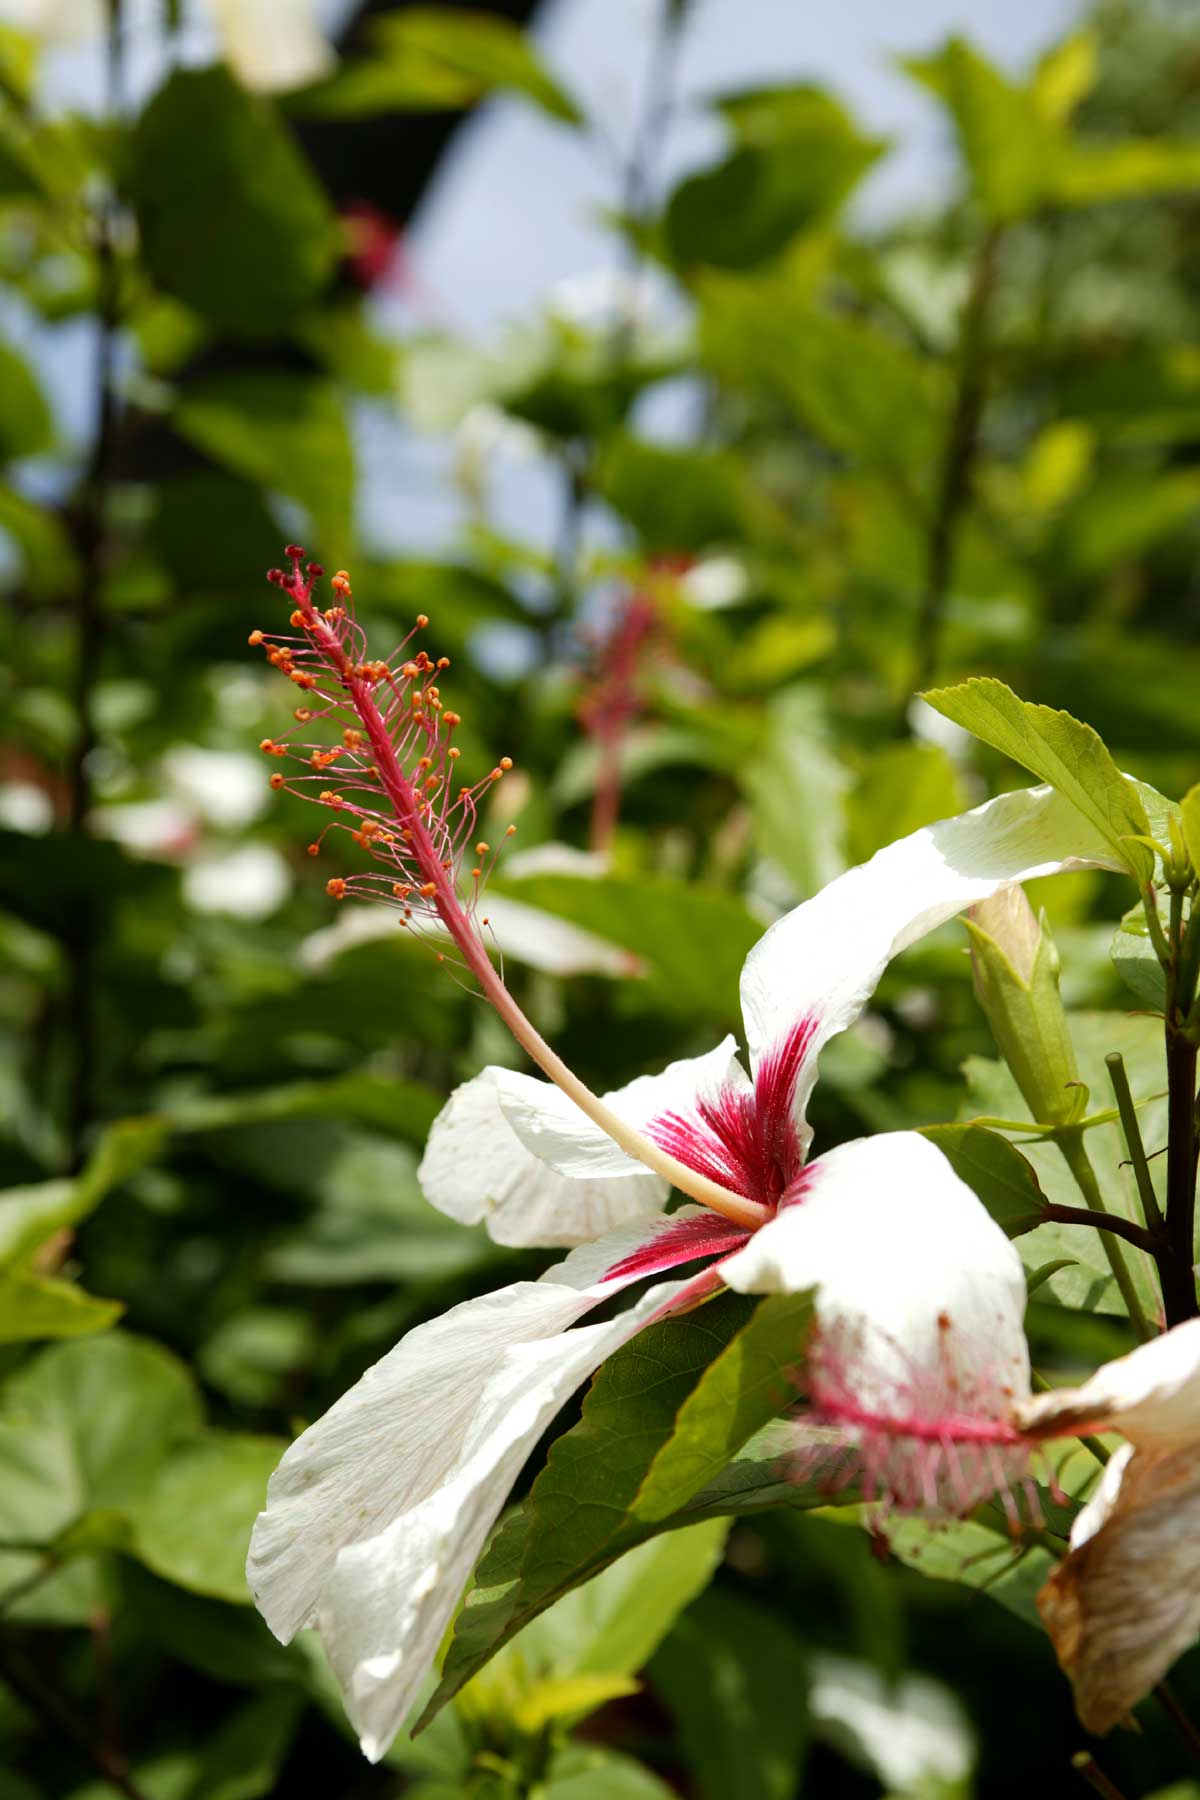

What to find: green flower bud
left=966, top=887, right=1088, bottom=1127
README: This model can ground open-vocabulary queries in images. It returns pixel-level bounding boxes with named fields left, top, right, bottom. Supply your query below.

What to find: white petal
left=739, top=784, right=1120, bottom=1154
left=494, top=1037, right=748, bottom=1180
left=721, top=1132, right=1030, bottom=1417
left=1036, top=1441, right=1200, bottom=1733
left=1016, top=1317, right=1200, bottom=1452
left=210, top=0, right=335, bottom=92
left=246, top=1219, right=693, bottom=1758
left=418, top=1068, right=667, bottom=1247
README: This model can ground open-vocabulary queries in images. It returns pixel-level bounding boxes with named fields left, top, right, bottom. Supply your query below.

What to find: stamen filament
left=261, top=552, right=765, bottom=1234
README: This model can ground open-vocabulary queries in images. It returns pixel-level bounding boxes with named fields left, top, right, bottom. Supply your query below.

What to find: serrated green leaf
left=921, top=676, right=1151, bottom=879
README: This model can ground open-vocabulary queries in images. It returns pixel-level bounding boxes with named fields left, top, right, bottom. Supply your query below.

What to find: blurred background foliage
left=0, top=0, right=1199, bottom=1794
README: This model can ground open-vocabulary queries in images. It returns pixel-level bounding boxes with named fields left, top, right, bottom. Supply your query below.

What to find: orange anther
left=443, top=711, right=461, bottom=728
left=269, top=773, right=284, bottom=789
left=343, top=729, right=362, bottom=750
left=294, top=708, right=311, bottom=722
left=418, top=756, right=432, bottom=771
left=436, top=657, right=450, bottom=671
left=425, top=775, right=439, bottom=790
left=326, top=878, right=347, bottom=900
left=290, top=610, right=306, bottom=628
left=489, top=768, right=502, bottom=781
left=416, top=614, right=429, bottom=629
left=475, top=842, right=489, bottom=856
left=290, top=670, right=316, bottom=690
left=419, top=881, right=436, bottom=898
left=402, top=662, right=419, bottom=680
left=259, top=738, right=277, bottom=754
left=506, top=824, right=516, bottom=836
left=307, top=843, right=320, bottom=857
left=499, top=757, right=513, bottom=771
left=448, top=746, right=460, bottom=760
left=471, top=867, right=482, bottom=879
left=248, top=629, right=264, bottom=646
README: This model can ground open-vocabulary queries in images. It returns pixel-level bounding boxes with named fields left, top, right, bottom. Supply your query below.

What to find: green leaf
left=921, top=1124, right=1048, bottom=1237
left=0, top=1269, right=121, bottom=1343
left=426, top=1294, right=810, bottom=1725
left=3, top=1334, right=203, bottom=1522
left=423, top=1295, right=755, bottom=1724
left=132, top=67, right=336, bottom=337
left=130, top=1431, right=286, bottom=1603
left=541, top=1747, right=677, bottom=1799
left=1053, top=138, right=1200, bottom=206
left=921, top=676, right=1152, bottom=880
left=174, top=372, right=353, bottom=557
left=650, top=1587, right=808, bottom=1800
left=0, top=1115, right=166, bottom=1272
left=746, top=686, right=848, bottom=900
left=633, top=1293, right=812, bottom=1522
left=0, top=339, right=53, bottom=461
left=664, top=87, right=881, bottom=269
left=593, top=435, right=749, bottom=552
left=1111, top=904, right=1165, bottom=1009
left=903, top=38, right=1059, bottom=221
left=1030, top=32, right=1096, bottom=125
left=962, top=1012, right=1166, bottom=1318
left=186, top=1692, right=303, bottom=1800
left=1181, top=784, right=1200, bottom=881
left=467, top=1521, right=729, bottom=1726
left=846, top=742, right=965, bottom=867
left=299, top=9, right=581, bottom=124
left=496, top=873, right=761, bottom=1027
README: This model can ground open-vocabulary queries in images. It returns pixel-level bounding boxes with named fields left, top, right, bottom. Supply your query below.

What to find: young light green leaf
left=1181, top=784, right=1200, bottom=880
left=0, top=1269, right=122, bottom=1344
left=921, top=676, right=1152, bottom=880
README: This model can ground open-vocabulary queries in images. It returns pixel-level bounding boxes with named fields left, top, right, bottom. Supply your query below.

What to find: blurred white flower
left=183, top=843, right=290, bottom=917
left=808, top=1654, right=975, bottom=1793
left=0, top=781, right=53, bottom=834
left=162, top=745, right=269, bottom=831
left=2, top=0, right=334, bottom=92
left=678, top=555, right=750, bottom=611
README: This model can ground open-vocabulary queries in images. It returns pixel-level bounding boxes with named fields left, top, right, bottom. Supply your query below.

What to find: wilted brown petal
left=1037, top=1442, right=1200, bottom=1733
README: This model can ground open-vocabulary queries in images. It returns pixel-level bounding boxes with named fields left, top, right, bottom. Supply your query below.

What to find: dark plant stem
left=903, top=224, right=1003, bottom=719
left=1105, top=1050, right=1165, bottom=1233
left=1058, top=1130, right=1154, bottom=1341
left=1156, top=1682, right=1200, bottom=1761
left=0, top=1640, right=150, bottom=1800
left=1040, top=1204, right=1164, bottom=1256
left=1164, top=1009, right=1199, bottom=1327
left=64, top=0, right=123, bottom=1170
left=1071, top=1752, right=1129, bottom=1800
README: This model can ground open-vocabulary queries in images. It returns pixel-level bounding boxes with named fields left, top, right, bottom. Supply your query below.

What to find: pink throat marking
left=645, top=1016, right=818, bottom=1210
left=603, top=1211, right=752, bottom=1283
